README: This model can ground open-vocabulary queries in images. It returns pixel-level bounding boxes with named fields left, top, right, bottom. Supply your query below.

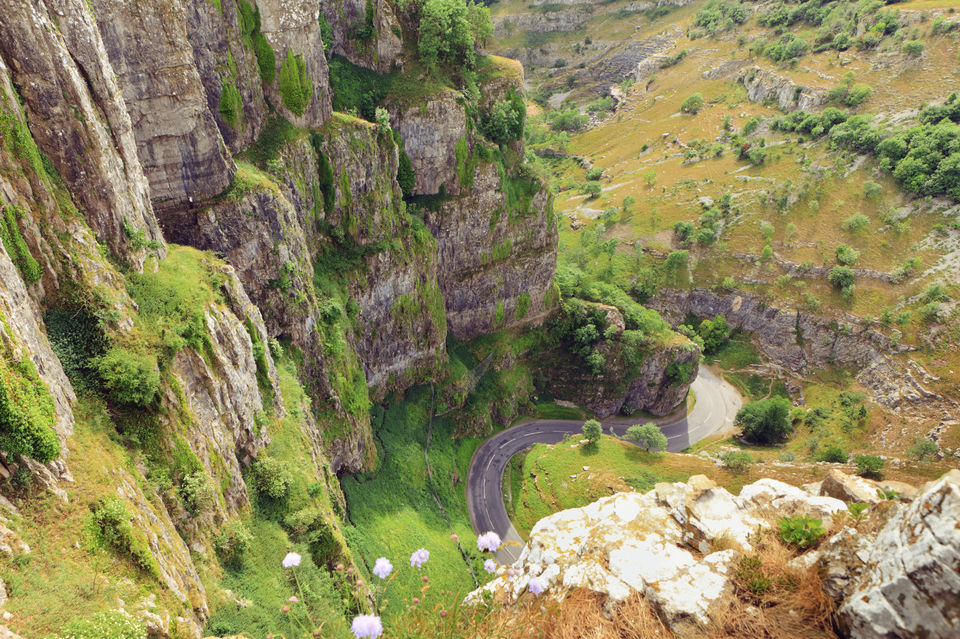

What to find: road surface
left=465, top=367, right=742, bottom=563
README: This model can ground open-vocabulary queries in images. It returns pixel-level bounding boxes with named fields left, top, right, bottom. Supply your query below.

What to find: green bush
left=828, top=265, right=855, bottom=291
left=719, top=449, right=752, bottom=473
left=179, top=470, right=215, bottom=516
left=479, top=94, right=525, bottom=145
left=0, top=347, right=60, bottom=463
left=277, top=50, right=313, bottom=116
left=902, top=40, right=925, bottom=56
left=863, top=180, right=882, bottom=200
left=697, top=314, right=731, bottom=354
left=87, top=498, right=160, bottom=578
left=550, top=110, right=588, bottom=132
left=582, top=181, right=602, bottom=199
left=842, top=213, right=870, bottom=233
left=680, top=93, right=703, bottom=114
left=816, top=445, right=848, bottom=463
left=214, top=520, right=253, bottom=568
left=0, top=203, right=42, bottom=283
left=907, top=438, right=939, bottom=460
left=736, top=556, right=770, bottom=595
left=582, top=419, right=602, bottom=445
left=95, top=347, right=160, bottom=408
left=252, top=457, right=292, bottom=501
left=854, top=454, right=885, bottom=479
left=835, top=244, right=860, bottom=266
left=736, top=397, right=792, bottom=445
left=625, top=423, right=667, bottom=452
left=777, top=515, right=825, bottom=550
left=58, top=611, right=146, bottom=639
left=417, top=0, right=492, bottom=69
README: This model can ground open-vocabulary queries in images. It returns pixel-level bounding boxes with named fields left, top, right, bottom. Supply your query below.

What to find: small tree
left=697, top=314, right=732, bottom=354
left=736, top=397, right=792, bottom=445
left=582, top=419, right=602, bottom=446
left=681, top=93, right=704, bottom=114
left=854, top=454, right=885, bottom=479
left=828, top=265, right=856, bottom=290
left=625, top=423, right=667, bottom=452
left=907, top=438, right=939, bottom=460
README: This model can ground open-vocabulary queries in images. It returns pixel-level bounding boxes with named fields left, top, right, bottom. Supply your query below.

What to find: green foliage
left=854, top=454, right=884, bottom=479
left=665, top=360, right=695, bottom=387
left=243, top=116, right=299, bottom=167
left=828, top=265, right=855, bottom=292
left=907, top=438, right=939, bottom=460
left=624, top=422, right=667, bottom=452
left=87, top=498, right=161, bottom=578
left=828, top=74, right=872, bottom=107
left=0, top=203, right=41, bottom=283
left=581, top=419, right=602, bottom=445
left=862, top=180, right=882, bottom=200
left=238, top=0, right=275, bottom=85
left=515, top=292, right=531, bottom=320
left=0, top=339, right=60, bottom=463
left=58, top=611, right=146, bottom=639
left=693, top=0, right=748, bottom=35
left=777, top=515, right=825, bottom=550
left=842, top=214, right=869, bottom=233
left=763, top=33, right=809, bottom=63
left=214, top=520, right=253, bottom=568
left=835, top=244, right=860, bottom=266
left=394, top=130, right=416, bottom=195
left=318, top=12, right=334, bottom=57
left=659, top=49, right=687, bottom=68
left=680, top=93, right=703, bottom=114
left=277, top=50, right=313, bottom=116
left=719, top=449, right=752, bottom=473
left=252, top=456, right=293, bottom=502
left=585, top=167, right=603, bottom=181
left=308, top=134, right=337, bottom=217
left=417, top=0, right=492, bottom=70
left=582, top=180, right=602, bottom=199
left=218, top=83, right=243, bottom=128
left=179, top=470, right=215, bottom=516
left=479, top=93, right=525, bottom=145
left=816, top=445, right=848, bottom=463
left=95, top=348, right=160, bottom=408
left=697, top=314, right=731, bottom=355
left=736, top=397, right=792, bottom=445
left=549, top=109, right=588, bottom=132
left=902, top=40, right=925, bottom=56
left=43, top=309, right=106, bottom=392
left=736, top=556, right=771, bottom=596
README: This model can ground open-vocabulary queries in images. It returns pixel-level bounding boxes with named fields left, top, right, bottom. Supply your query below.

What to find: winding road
left=466, top=367, right=742, bottom=563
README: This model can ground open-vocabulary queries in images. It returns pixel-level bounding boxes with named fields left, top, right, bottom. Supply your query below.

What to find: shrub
left=214, top=520, right=253, bottom=568
left=179, top=471, right=215, bottom=516
left=479, top=95, right=524, bottom=145
left=697, top=314, right=731, bottom=354
left=58, top=611, right=146, bottom=639
left=582, top=181, right=602, bottom=199
left=863, top=180, right=882, bottom=200
left=736, top=397, right=792, bottom=445
left=828, top=265, right=855, bottom=291
left=816, top=445, right=848, bottom=463
left=581, top=419, right=602, bottom=445
left=907, top=438, right=939, bottom=460
left=550, top=110, right=588, bottom=132
left=736, top=556, right=771, bottom=596
left=585, top=167, right=603, bottom=181
left=218, top=83, right=243, bottom=128
left=0, top=348, right=60, bottom=463
left=854, top=454, right=885, bottom=479
left=673, top=221, right=695, bottom=242
left=95, top=347, right=160, bottom=408
left=902, top=40, right=925, bottom=56
left=720, top=449, right=752, bottom=473
left=624, top=423, right=667, bottom=452
left=252, top=457, right=292, bottom=500
left=681, top=93, right=704, bottom=114
left=87, top=498, right=160, bottom=578
left=842, top=213, right=870, bottom=232
left=277, top=50, right=313, bottom=116
left=0, top=203, right=42, bottom=283
left=828, top=75, right=873, bottom=107
left=777, top=515, right=825, bottom=550
left=835, top=244, right=860, bottom=266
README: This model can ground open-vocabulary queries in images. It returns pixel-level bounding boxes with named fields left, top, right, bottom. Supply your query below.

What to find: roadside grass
left=340, top=386, right=493, bottom=621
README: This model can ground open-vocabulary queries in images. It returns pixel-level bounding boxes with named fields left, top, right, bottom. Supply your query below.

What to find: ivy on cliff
left=0, top=326, right=60, bottom=463
left=278, top=51, right=313, bottom=117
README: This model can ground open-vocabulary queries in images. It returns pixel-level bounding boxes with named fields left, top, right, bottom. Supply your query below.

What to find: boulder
left=820, top=469, right=883, bottom=504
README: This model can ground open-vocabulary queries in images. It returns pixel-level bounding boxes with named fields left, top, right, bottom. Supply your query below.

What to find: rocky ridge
left=472, top=470, right=960, bottom=639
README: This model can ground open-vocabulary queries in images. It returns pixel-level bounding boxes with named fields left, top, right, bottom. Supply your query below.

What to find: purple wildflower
left=282, top=552, right=301, bottom=568
left=528, top=576, right=546, bottom=595
left=477, top=531, right=502, bottom=553
left=373, top=557, right=393, bottom=579
left=410, top=547, right=430, bottom=568
left=484, top=558, right=497, bottom=573
left=350, top=614, right=383, bottom=639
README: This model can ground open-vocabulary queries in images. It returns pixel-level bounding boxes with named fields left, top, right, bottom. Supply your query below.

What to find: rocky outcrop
left=257, top=0, right=333, bottom=127
left=0, top=0, right=165, bottom=270
left=470, top=474, right=846, bottom=636
left=320, top=0, right=405, bottom=73
left=89, top=0, right=235, bottom=210
left=824, top=470, right=960, bottom=639
left=739, top=66, right=828, bottom=112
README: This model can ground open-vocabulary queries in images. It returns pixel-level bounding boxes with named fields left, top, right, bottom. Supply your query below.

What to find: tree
left=582, top=419, right=602, bottom=446
left=697, top=314, right=731, bottom=354
left=681, top=93, right=703, bottom=114
left=625, top=423, right=667, bottom=452
left=828, top=265, right=855, bottom=290
left=736, top=397, right=792, bottom=445
left=418, top=0, right=492, bottom=69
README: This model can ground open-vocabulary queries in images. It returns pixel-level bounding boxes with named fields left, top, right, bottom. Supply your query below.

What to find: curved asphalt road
left=466, top=367, right=742, bottom=563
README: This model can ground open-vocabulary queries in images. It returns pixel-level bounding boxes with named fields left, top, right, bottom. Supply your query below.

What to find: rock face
left=470, top=475, right=846, bottom=636
left=320, top=0, right=405, bottom=73
left=740, top=66, right=828, bottom=112
left=89, top=0, right=235, bottom=209
left=826, top=470, right=960, bottom=639
left=389, top=89, right=467, bottom=197
left=0, top=0, right=165, bottom=269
